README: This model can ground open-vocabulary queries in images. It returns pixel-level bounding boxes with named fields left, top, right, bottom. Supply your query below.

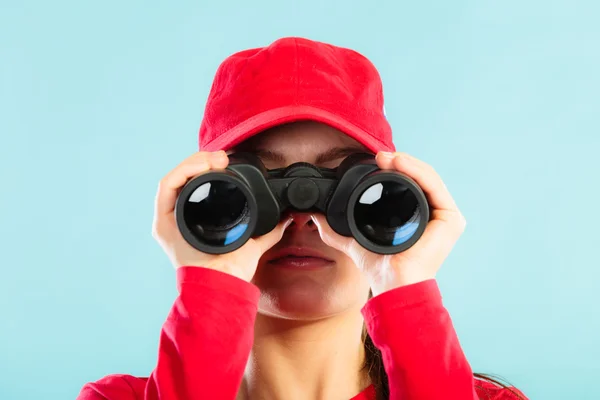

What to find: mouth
left=267, top=247, right=335, bottom=270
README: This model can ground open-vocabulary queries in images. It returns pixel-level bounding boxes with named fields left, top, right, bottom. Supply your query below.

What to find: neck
left=239, top=309, right=370, bottom=400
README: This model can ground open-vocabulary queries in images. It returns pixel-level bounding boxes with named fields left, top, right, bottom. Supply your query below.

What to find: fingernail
left=212, top=150, right=226, bottom=159
left=284, top=217, right=294, bottom=229
left=379, top=151, right=395, bottom=160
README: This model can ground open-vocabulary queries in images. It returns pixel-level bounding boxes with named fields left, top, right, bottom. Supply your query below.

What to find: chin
left=252, top=254, right=371, bottom=320
left=255, top=276, right=371, bottom=321
left=257, top=284, right=342, bottom=320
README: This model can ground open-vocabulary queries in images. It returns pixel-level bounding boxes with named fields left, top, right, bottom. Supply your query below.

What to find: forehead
left=233, top=121, right=369, bottom=166
left=244, top=121, right=359, bottom=146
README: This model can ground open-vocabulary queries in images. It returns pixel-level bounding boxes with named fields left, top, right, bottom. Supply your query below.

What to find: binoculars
left=175, top=152, right=430, bottom=255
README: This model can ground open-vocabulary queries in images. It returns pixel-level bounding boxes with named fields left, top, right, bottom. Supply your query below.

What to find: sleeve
left=78, top=266, right=261, bottom=400
left=475, top=380, right=528, bottom=400
left=361, top=279, right=478, bottom=400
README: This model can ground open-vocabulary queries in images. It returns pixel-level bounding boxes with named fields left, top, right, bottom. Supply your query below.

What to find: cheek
left=252, top=256, right=371, bottom=320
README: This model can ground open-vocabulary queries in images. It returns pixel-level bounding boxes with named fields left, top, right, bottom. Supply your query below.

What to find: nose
left=286, top=212, right=318, bottom=232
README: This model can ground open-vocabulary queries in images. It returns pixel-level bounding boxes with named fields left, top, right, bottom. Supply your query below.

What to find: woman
left=79, top=37, right=526, bottom=399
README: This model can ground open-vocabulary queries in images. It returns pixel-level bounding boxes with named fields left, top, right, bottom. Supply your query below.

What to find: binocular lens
left=353, top=181, right=421, bottom=247
left=183, top=180, right=251, bottom=246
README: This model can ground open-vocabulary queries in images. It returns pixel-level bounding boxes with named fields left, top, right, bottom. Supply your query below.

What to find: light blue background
left=1, top=1, right=598, bottom=399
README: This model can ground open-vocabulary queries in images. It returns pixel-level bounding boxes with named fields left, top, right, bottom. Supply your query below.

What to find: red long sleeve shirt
left=78, top=267, right=525, bottom=400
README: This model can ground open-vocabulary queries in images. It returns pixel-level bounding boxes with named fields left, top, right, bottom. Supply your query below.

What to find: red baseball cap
left=198, top=37, right=395, bottom=153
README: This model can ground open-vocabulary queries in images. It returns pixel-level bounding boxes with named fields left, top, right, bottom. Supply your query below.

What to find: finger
left=377, top=152, right=458, bottom=212
left=253, top=217, right=294, bottom=254
left=310, top=214, right=355, bottom=255
left=402, top=210, right=466, bottom=266
left=154, top=151, right=229, bottom=216
left=375, top=151, right=396, bottom=170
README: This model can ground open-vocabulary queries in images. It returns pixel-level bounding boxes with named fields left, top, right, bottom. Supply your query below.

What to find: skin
left=152, top=120, right=467, bottom=400
left=234, top=122, right=374, bottom=400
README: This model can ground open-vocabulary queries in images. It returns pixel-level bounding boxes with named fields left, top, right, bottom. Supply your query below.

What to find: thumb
left=311, top=214, right=378, bottom=275
left=310, top=214, right=354, bottom=255
left=253, top=217, right=293, bottom=254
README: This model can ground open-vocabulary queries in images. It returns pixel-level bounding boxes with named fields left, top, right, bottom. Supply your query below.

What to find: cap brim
left=200, top=105, right=395, bottom=153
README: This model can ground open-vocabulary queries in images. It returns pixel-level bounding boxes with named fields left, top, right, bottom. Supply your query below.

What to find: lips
left=267, top=247, right=334, bottom=269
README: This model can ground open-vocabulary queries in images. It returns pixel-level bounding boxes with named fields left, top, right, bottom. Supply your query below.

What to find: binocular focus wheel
left=287, top=178, right=320, bottom=210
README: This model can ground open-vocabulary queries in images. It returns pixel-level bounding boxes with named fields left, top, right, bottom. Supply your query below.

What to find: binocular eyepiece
left=175, top=152, right=430, bottom=255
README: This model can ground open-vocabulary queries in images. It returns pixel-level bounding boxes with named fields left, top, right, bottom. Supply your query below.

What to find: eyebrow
left=250, top=146, right=368, bottom=165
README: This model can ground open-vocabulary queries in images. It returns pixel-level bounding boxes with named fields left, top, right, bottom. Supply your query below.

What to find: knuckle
left=151, top=221, right=160, bottom=239
left=157, top=179, right=165, bottom=192
left=194, top=154, right=212, bottom=167
left=397, top=152, right=410, bottom=161
left=158, top=175, right=170, bottom=190
left=455, top=213, right=467, bottom=232
left=151, top=218, right=166, bottom=239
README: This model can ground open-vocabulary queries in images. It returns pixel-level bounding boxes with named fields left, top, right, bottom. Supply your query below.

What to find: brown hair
left=360, top=293, right=526, bottom=400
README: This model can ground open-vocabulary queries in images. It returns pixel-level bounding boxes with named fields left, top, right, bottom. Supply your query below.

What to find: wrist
left=368, top=269, right=436, bottom=296
left=176, top=266, right=261, bottom=306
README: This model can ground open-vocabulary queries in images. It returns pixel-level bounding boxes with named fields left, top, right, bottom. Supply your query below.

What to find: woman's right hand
left=152, top=151, right=292, bottom=282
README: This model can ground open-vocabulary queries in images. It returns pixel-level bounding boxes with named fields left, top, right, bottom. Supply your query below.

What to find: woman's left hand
left=311, top=151, right=467, bottom=296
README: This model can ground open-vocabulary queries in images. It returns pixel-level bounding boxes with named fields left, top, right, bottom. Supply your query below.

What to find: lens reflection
left=183, top=180, right=250, bottom=246
left=353, top=181, right=421, bottom=247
